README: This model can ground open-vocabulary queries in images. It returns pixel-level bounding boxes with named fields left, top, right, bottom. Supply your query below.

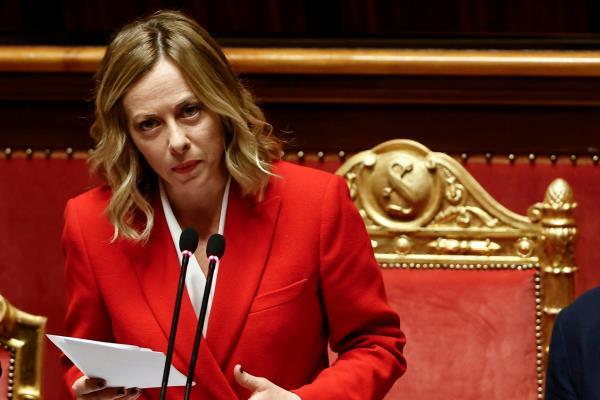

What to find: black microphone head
left=206, top=234, right=226, bottom=258
left=179, top=228, right=199, bottom=253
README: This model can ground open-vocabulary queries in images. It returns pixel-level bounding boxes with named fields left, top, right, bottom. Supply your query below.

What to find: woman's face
left=123, top=58, right=226, bottom=197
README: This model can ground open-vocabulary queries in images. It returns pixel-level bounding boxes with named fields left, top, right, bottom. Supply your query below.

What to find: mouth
left=172, top=160, right=200, bottom=174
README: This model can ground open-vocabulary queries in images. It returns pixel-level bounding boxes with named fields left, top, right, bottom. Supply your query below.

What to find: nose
left=167, top=122, right=191, bottom=155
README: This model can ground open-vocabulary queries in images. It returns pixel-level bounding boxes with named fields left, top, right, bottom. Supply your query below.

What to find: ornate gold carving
left=362, top=148, right=440, bottom=227
left=428, top=238, right=501, bottom=255
left=0, top=297, right=15, bottom=337
left=337, top=140, right=578, bottom=399
left=344, top=171, right=358, bottom=200
left=432, top=205, right=499, bottom=228
left=338, top=139, right=534, bottom=237
left=516, top=237, right=535, bottom=257
left=394, top=235, right=412, bottom=255
left=528, top=178, right=577, bottom=225
left=443, top=171, right=465, bottom=205
left=430, top=167, right=500, bottom=228
left=0, top=294, right=46, bottom=400
left=341, top=144, right=441, bottom=230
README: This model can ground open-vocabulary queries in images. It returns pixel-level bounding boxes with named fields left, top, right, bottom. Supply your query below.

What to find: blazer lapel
left=131, top=197, right=238, bottom=399
left=207, top=181, right=282, bottom=368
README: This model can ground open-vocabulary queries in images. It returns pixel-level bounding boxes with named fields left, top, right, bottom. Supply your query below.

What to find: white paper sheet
left=47, top=334, right=191, bottom=389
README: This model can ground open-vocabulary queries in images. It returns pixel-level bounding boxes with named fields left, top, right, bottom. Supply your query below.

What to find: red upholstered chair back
left=0, top=154, right=91, bottom=400
left=0, top=294, right=46, bottom=399
left=336, top=140, right=577, bottom=400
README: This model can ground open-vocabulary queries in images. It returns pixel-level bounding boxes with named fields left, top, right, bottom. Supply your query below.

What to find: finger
left=119, top=388, right=142, bottom=400
left=233, top=364, right=271, bottom=392
left=73, top=376, right=107, bottom=395
left=80, top=386, right=127, bottom=399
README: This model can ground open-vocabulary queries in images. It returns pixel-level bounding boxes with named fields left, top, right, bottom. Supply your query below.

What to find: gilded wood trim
left=0, top=295, right=46, bottom=400
left=3, top=46, right=600, bottom=77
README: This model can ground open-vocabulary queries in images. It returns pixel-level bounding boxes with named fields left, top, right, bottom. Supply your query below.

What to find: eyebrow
left=176, top=96, right=198, bottom=106
left=130, top=96, right=199, bottom=121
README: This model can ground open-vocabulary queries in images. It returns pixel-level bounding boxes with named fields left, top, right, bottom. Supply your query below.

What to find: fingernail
left=239, top=366, right=244, bottom=374
left=117, top=387, right=126, bottom=395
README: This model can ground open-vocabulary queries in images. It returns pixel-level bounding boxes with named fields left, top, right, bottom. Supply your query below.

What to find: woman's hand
left=72, top=376, right=141, bottom=399
left=234, top=365, right=301, bottom=400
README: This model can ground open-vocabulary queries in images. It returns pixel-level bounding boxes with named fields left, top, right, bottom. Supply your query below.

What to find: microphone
left=160, top=228, right=199, bottom=400
left=184, top=233, right=226, bottom=399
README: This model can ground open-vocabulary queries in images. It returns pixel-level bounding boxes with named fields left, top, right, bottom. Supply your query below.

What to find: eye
left=138, top=119, right=159, bottom=131
left=181, top=104, right=200, bottom=118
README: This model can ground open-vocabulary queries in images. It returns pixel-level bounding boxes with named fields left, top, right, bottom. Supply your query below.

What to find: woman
left=63, top=10, right=406, bottom=400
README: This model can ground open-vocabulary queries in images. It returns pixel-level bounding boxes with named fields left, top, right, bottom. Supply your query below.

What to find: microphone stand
left=184, top=255, right=219, bottom=400
left=159, top=249, right=193, bottom=400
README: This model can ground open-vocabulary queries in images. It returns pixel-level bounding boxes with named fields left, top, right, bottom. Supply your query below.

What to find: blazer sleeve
left=293, top=175, right=407, bottom=400
left=61, top=199, right=114, bottom=394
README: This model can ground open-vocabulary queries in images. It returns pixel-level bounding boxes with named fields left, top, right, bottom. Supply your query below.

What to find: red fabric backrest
left=382, top=268, right=538, bottom=399
left=0, top=157, right=91, bottom=400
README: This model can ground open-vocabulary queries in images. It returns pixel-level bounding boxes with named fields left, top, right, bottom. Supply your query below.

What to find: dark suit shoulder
left=548, top=287, right=600, bottom=399
left=553, top=286, right=600, bottom=357
left=558, top=286, right=600, bottom=326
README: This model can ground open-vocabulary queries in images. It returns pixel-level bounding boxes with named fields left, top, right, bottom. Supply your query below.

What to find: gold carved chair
left=0, top=294, right=46, bottom=399
left=337, top=139, right=576, bottom=400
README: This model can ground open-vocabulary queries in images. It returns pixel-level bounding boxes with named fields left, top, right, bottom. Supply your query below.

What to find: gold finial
left=544, top=179, right=576, bottom=209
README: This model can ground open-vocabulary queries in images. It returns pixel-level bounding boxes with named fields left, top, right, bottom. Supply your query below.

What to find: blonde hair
left=89, top=10, right=282, bottom=242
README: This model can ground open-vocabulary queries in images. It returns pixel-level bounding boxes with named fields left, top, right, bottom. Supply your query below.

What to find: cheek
left=203, top=140, right=225, bottom=167
left=210, top=133, right=226, bottom=154
left=199, top=123, right=226, bottom=155
left=130, top=139, right=163, bottom=170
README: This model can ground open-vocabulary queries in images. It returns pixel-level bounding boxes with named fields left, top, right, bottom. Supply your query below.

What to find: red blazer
left=62, top=161, right=406, bottom=399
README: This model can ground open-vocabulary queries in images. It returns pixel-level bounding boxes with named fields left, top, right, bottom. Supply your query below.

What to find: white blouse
left=159, top=177, right=231, bottom=337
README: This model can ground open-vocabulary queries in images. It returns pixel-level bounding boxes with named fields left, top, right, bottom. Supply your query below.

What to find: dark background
left=3, top=0, right=600, bottom=49
left=3, top=1, right=600, bottom=156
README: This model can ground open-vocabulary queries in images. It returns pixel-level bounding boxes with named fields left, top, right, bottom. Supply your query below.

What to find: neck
left=163, top=167, right=228, bottom=239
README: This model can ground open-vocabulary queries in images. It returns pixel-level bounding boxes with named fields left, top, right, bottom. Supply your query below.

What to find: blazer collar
left=131, top=196, right=235, bottom=398
left=207, top=180, right=282, bottom=367
left=131, top=180, right=281, bottom=395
